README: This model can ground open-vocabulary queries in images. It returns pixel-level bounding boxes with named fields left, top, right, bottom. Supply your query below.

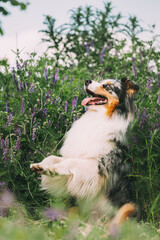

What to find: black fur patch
left=98, top=142, right=135, bottom=208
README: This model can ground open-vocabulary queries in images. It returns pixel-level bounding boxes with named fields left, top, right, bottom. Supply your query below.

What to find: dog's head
left=81, top=77, right=139, bottom=117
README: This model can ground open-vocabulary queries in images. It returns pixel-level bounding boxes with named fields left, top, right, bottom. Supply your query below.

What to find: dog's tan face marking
left=95, top=86, right=119, bottom=117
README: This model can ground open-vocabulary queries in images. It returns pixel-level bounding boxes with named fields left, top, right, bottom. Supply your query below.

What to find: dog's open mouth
left=81, top=89, right=108, bottom=106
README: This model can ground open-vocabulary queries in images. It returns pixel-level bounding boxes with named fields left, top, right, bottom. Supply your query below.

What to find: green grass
left=0, top=213, right=160, bottom=240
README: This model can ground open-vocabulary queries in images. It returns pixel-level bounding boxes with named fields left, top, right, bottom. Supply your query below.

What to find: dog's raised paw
left=30, top=163, right=44, bottom=174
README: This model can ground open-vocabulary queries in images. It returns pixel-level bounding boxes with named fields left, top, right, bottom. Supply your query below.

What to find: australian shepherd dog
left=30, top=77, right=139, bottom=228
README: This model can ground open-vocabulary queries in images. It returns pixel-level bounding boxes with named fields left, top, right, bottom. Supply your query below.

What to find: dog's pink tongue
left=81, top=97, right=96, bottom=106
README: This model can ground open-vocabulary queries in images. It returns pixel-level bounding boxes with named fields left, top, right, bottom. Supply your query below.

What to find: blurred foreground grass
left=0, top=209, right=160, bottom=240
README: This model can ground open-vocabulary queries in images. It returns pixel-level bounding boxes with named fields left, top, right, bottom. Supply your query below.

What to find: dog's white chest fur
left=60, top=108, right=132, bottom=159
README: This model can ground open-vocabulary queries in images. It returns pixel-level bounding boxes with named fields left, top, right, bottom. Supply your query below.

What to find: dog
left=30, top=77, right=139, bottom=226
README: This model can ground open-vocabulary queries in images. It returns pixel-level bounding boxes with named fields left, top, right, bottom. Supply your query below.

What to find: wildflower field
left=0, top=2, right=160, bottom=239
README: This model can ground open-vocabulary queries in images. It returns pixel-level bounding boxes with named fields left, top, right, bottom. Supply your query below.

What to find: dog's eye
left=103, top=84, right=112, bottom=91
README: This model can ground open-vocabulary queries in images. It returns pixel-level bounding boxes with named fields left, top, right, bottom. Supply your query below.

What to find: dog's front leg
left=30, top=155, right=64, bottom=175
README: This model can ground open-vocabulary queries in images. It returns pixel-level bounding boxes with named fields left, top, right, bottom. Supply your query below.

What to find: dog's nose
left=85, top=79, right=92, bottom=87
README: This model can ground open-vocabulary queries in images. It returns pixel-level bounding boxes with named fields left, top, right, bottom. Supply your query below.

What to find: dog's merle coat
left=98, top=77, right=138, bottom=208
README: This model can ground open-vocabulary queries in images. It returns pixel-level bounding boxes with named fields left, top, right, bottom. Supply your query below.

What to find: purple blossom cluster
left=0, top=191, right=15, bottom=217
left=32, top=105, right=37, bottom=124
left=29, top=83, right=34, bottom=94
left=1, top=138, right=9, bottom=163
left=44, top=91, right=52, bottom=105
left=132, top=58, right=137, bottom=78
left=53, top=68, right=59, bottom=87
left=72, top=96, right=77, bottom=111
left=32, top=122, right=39, bottom=142
left=21, top=98, right=25, bottom=114
left=100, top=46, right=106, bottom=64
left=146, top=77, right=153, bottom=91
left=43, top=207, right=66, bottom=221
left=12, top=68, right=19, bottom=91
left=6, top=101, right=9, bottom=112
left=15, top=136, right=20, bottom=151
left=139, top=108, right=149, bottom=130
left=4, top=113, right=13, bottom=127
left=64, top=101, right=68, bottom=113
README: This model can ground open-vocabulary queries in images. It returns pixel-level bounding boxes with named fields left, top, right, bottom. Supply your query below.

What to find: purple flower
left=15, top=136, right=20, bottom=151
left=5, top=113, right=13, bottom=127
left=0, top=191, right=15, bottom=217
left=0, top=181, right=5, bottom=191
left=1, top=139, right=5, bottom=149
left=74, top=115, right=78, bottom=121
left=32, top=105, right=37, bottom=123
left=157, top=89, right=160, bottom=105
left=32, top=122, right=39, bottom=142
left=42, top=108, right=48, bottom=118
left=12, top=69, right=19, bottom=91
left=132, top=135, right=138, bottom=144
left=84, top=42, right=90, bottom=54
left=53, top=68, right=59, bottom=87
left=29, top=83, right=34, bottom=94
left=44, top=91, right=51, bottom=105
left=72, top=96, right=77, bottom=111
left=146, top=77, right=153, bottom=90
left=6, top=101, right=9, bottom=112
left=21, top=98, right=25, bottom=114
left=100, top=46, right=106, bottom=64
left=90, top=40, right=94, bottom=47
left=15, top=125, right=21, bottom=136
left=70, top=78, right=74, bottom=84
left=132, top=58, right=137, bottom=78
left=139, top=108, right=149, bottom=130
left=44, top=68, right=48, bottom=81
left=64, top=101, right=68, bottom=113
left=48, top=120, right=51, bottom=126
left=43, top=208, right=66, bottom=221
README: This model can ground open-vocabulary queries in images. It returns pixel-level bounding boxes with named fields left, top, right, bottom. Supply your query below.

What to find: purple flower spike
left=139, top=108, right=149, bottom=130
left=43, top=208, right=66, bottom=221
left=132, top=58, right=137, bottom=78
left=29, top=83, right=34, bottom=94
left=32, top=105, right=37, bottom=123
left=72, top=96, right=77, bottom=111
left=0, top=181, right=5, bottom=191
left=15, top=136, right=20, bottom=151
left=90, top=40, right=94, bottom=47
left=100, top=46, right=106, bottom=64
left=21, top=98, right=25, bottom=114
left=53, top=68, right=59, bottom=87
left=5, top=113, right=13, bottom=127
left=85, top=42, right=90, bottom=54
left=64, top=101, right=68, bottom=113
left=44, top=68, right=48, bottom=81
left=12, top=69, right=19, bottom=91
left=1, top=139, right=5, bottom=149
left=146, top=77, right=153, bottom=90
left=157, top=89, right=160, bottom=105
left=6, top=101, right=9, bottom=112
left=32, top=122, right=39, bottom=142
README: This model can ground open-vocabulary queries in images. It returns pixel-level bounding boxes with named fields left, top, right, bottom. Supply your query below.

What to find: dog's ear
left=121, top=77, right=139, bottom=96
